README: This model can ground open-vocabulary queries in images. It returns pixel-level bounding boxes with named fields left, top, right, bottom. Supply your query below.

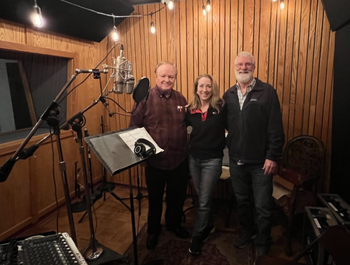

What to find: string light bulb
left=280, top=0, right=285, bottom=9
left=206, top=0, right=211, bottom=12
left=166, top=0, right=174, bottom=10
left=111, top=16, right=119, bottom=41
left=32, top=0, right=43, bottom=28
left=112, top=26, right=119, bottom=41
left=272, top=0, right=277, bottom=2
left=150, top=21, right=156, bottom=34
left=150, top=13, right=156, bottom=34
left=202, top=5, right=207, bottom=16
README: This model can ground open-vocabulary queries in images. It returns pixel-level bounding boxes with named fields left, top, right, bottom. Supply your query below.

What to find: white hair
left=235, top=51, right=255, bottom=65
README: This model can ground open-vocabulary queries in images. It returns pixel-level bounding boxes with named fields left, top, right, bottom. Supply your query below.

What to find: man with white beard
left=223, top=52, right=284, bottom=260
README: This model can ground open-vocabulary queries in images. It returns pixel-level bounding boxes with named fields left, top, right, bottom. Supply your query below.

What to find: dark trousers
left=145, top=159, right=189, bottom=235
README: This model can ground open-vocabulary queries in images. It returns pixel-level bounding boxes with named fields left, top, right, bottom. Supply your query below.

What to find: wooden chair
left=272, top=135, right=325, bottom=256
left=255, top=225, right=350, bottom=265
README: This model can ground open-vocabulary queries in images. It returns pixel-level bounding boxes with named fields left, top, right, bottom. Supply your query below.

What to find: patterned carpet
left=124, top=224, right=255, bottom=265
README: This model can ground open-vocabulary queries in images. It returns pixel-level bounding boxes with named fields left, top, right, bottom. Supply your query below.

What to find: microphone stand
left=71, top=116, right=103, bottom=260
left=0, top=72, right=80, bottom=244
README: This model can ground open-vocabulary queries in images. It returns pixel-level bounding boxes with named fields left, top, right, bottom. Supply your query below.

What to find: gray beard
left=235, top=73, right=253, bottom=84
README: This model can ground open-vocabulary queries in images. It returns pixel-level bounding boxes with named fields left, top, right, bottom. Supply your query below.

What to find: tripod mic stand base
left=97, top=181, right=115, bottom=192
left=84, top=241, right=104, bottom=261
left=85, top=247, right=103, bottom=261
left=71, top=201, right=87, bottom=212
left=84, top=242, right=123, bottom=265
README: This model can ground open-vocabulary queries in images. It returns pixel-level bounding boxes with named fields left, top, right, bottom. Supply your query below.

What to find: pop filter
left=133, top=77, right=150, bottom=104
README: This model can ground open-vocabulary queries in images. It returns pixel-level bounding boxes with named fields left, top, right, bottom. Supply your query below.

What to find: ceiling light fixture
left=111, top=15, right=119, bottom=42
left=32, top=0, right=44, bottom=27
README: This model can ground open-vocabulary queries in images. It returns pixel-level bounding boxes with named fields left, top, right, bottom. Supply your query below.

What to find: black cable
left=58, top=42, right=122, bottom=105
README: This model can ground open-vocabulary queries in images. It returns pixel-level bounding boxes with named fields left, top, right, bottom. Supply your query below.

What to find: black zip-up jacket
left=185, top=104, right=226, bottom=160
left=223, top=78, right=284, bottom=164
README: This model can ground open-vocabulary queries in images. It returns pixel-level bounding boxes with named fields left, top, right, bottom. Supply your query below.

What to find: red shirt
left=129, top=86, right=188, bottom=170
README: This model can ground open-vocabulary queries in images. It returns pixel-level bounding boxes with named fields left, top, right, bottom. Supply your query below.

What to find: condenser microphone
left=113, top=45, right=125, bottom=94
left=75, top=69, right=108, bottom=74
left=125, top=61, right=135, bottom=94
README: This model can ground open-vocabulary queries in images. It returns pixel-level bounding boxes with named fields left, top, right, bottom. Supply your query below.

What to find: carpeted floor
left=124, top=224, right=255, bottom=265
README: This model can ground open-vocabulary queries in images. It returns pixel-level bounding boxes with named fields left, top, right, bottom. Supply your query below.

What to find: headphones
left=134, top=138, right=156, bottom=158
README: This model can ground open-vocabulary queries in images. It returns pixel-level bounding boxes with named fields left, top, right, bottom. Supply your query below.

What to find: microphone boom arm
left=0, top=72, right=80, bottom=182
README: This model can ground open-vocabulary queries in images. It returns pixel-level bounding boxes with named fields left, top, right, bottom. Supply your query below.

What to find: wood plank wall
left=0, top=0, right=336, bottom=240
left=0, top=20, right=109, bottom=240
left=108, top=0, right=335, bottom=192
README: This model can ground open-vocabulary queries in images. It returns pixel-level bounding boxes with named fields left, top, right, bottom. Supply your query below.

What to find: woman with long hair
left=186, top=74, right=226, bottom=255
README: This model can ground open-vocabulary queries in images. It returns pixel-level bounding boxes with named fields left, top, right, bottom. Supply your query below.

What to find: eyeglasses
left=235, top=62, right=255, bottom=68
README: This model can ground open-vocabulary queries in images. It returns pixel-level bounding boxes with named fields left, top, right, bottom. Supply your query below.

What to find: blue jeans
left=189, top=155, right=222, bottom=237
left=229, top=158, right=273, bottom=249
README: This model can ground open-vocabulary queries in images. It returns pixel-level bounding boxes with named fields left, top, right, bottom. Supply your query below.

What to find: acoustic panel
left=0, top=0, right=135, bottom=42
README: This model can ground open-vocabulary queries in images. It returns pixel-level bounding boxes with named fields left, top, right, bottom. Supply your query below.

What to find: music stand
left=84, top=127, right=163, bottom=265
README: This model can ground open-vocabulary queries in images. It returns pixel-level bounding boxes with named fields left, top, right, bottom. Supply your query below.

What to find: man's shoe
left=202, top=225, right=216, bottom=242
left=168, top=227, right=190, bottom=239
left=146, top=234, right=158, bottom=250
left=234, top=230, right=257, bottom=249
left=188, top=236, right=203, bottom=255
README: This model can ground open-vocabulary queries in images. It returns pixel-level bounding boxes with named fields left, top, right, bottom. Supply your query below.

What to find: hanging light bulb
left=167, top=0, right=174, bottom=10
left=32, top=0, right=44, bottom=28
left=112, top=26, right=119, bottom=42
left=280, top=0, right=285, bottom=9
left=111, top=16, right=119, bottom=41
left=272, top=0, right=277, bottom=2
left=150, top=21, right=156, bottom=34
left=202, top=5, right=207, bottom=16
left=206, top=0, right=211, bottom=12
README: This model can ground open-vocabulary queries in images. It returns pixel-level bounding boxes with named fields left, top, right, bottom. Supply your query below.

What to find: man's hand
left=262, top=159, right=278, bottom=175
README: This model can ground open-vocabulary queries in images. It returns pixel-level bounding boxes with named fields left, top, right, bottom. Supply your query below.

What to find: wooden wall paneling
left=192, top=0, right=199, bottom=87
left=224, top=0, right=231, bottom=92
left=322, top=34, right=335, bottom=191
left=168, top=6, right=176, bottom=64
left=0, top=19, right=26, bottom=44
left=149, top=5, right=159, bottom=88
left=277, top=3, right=289, bottom=140
left=314, top=17, right=331, bottom=140
left=218, top=0, right=226, bottom=92
left=179, top=1, right=188, bottom=95
left=160, top=5, right=168, bottom=62
left=155, top=4, right=163, bottom=65
left=137, top=6, right=147, bottom=79
left=257, top=0, right=270, bottom=83
left=302, top=0, right=317, bottom=136
left=0, top=157, right=31, bottom=240
left=238, top=0, right=244, bottom=54
left=253, top=0, right=260, bottom=74
left=242, top=0, right=255, bottom=53
left=229, top=0, right=239, bottom=91
left=199, top=2, right=207, bottom=76
left=294, top=0, right=310, bottom=136
left=175, top=3, right=181, bottom=93
left=186, top=0, right=194, bottom=103
left=291, top=0, right=303, bottom=136
left=267, top=1, right=282, bottom=88
left=212, top=0, right=220, bottom=88
left=308, top=1, right=324, bottom=136
left=141, top=5, right=152, bottom=82
left=285, top=0, right=297, bottom=140
left=207, top=1, right=213, bottom=79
